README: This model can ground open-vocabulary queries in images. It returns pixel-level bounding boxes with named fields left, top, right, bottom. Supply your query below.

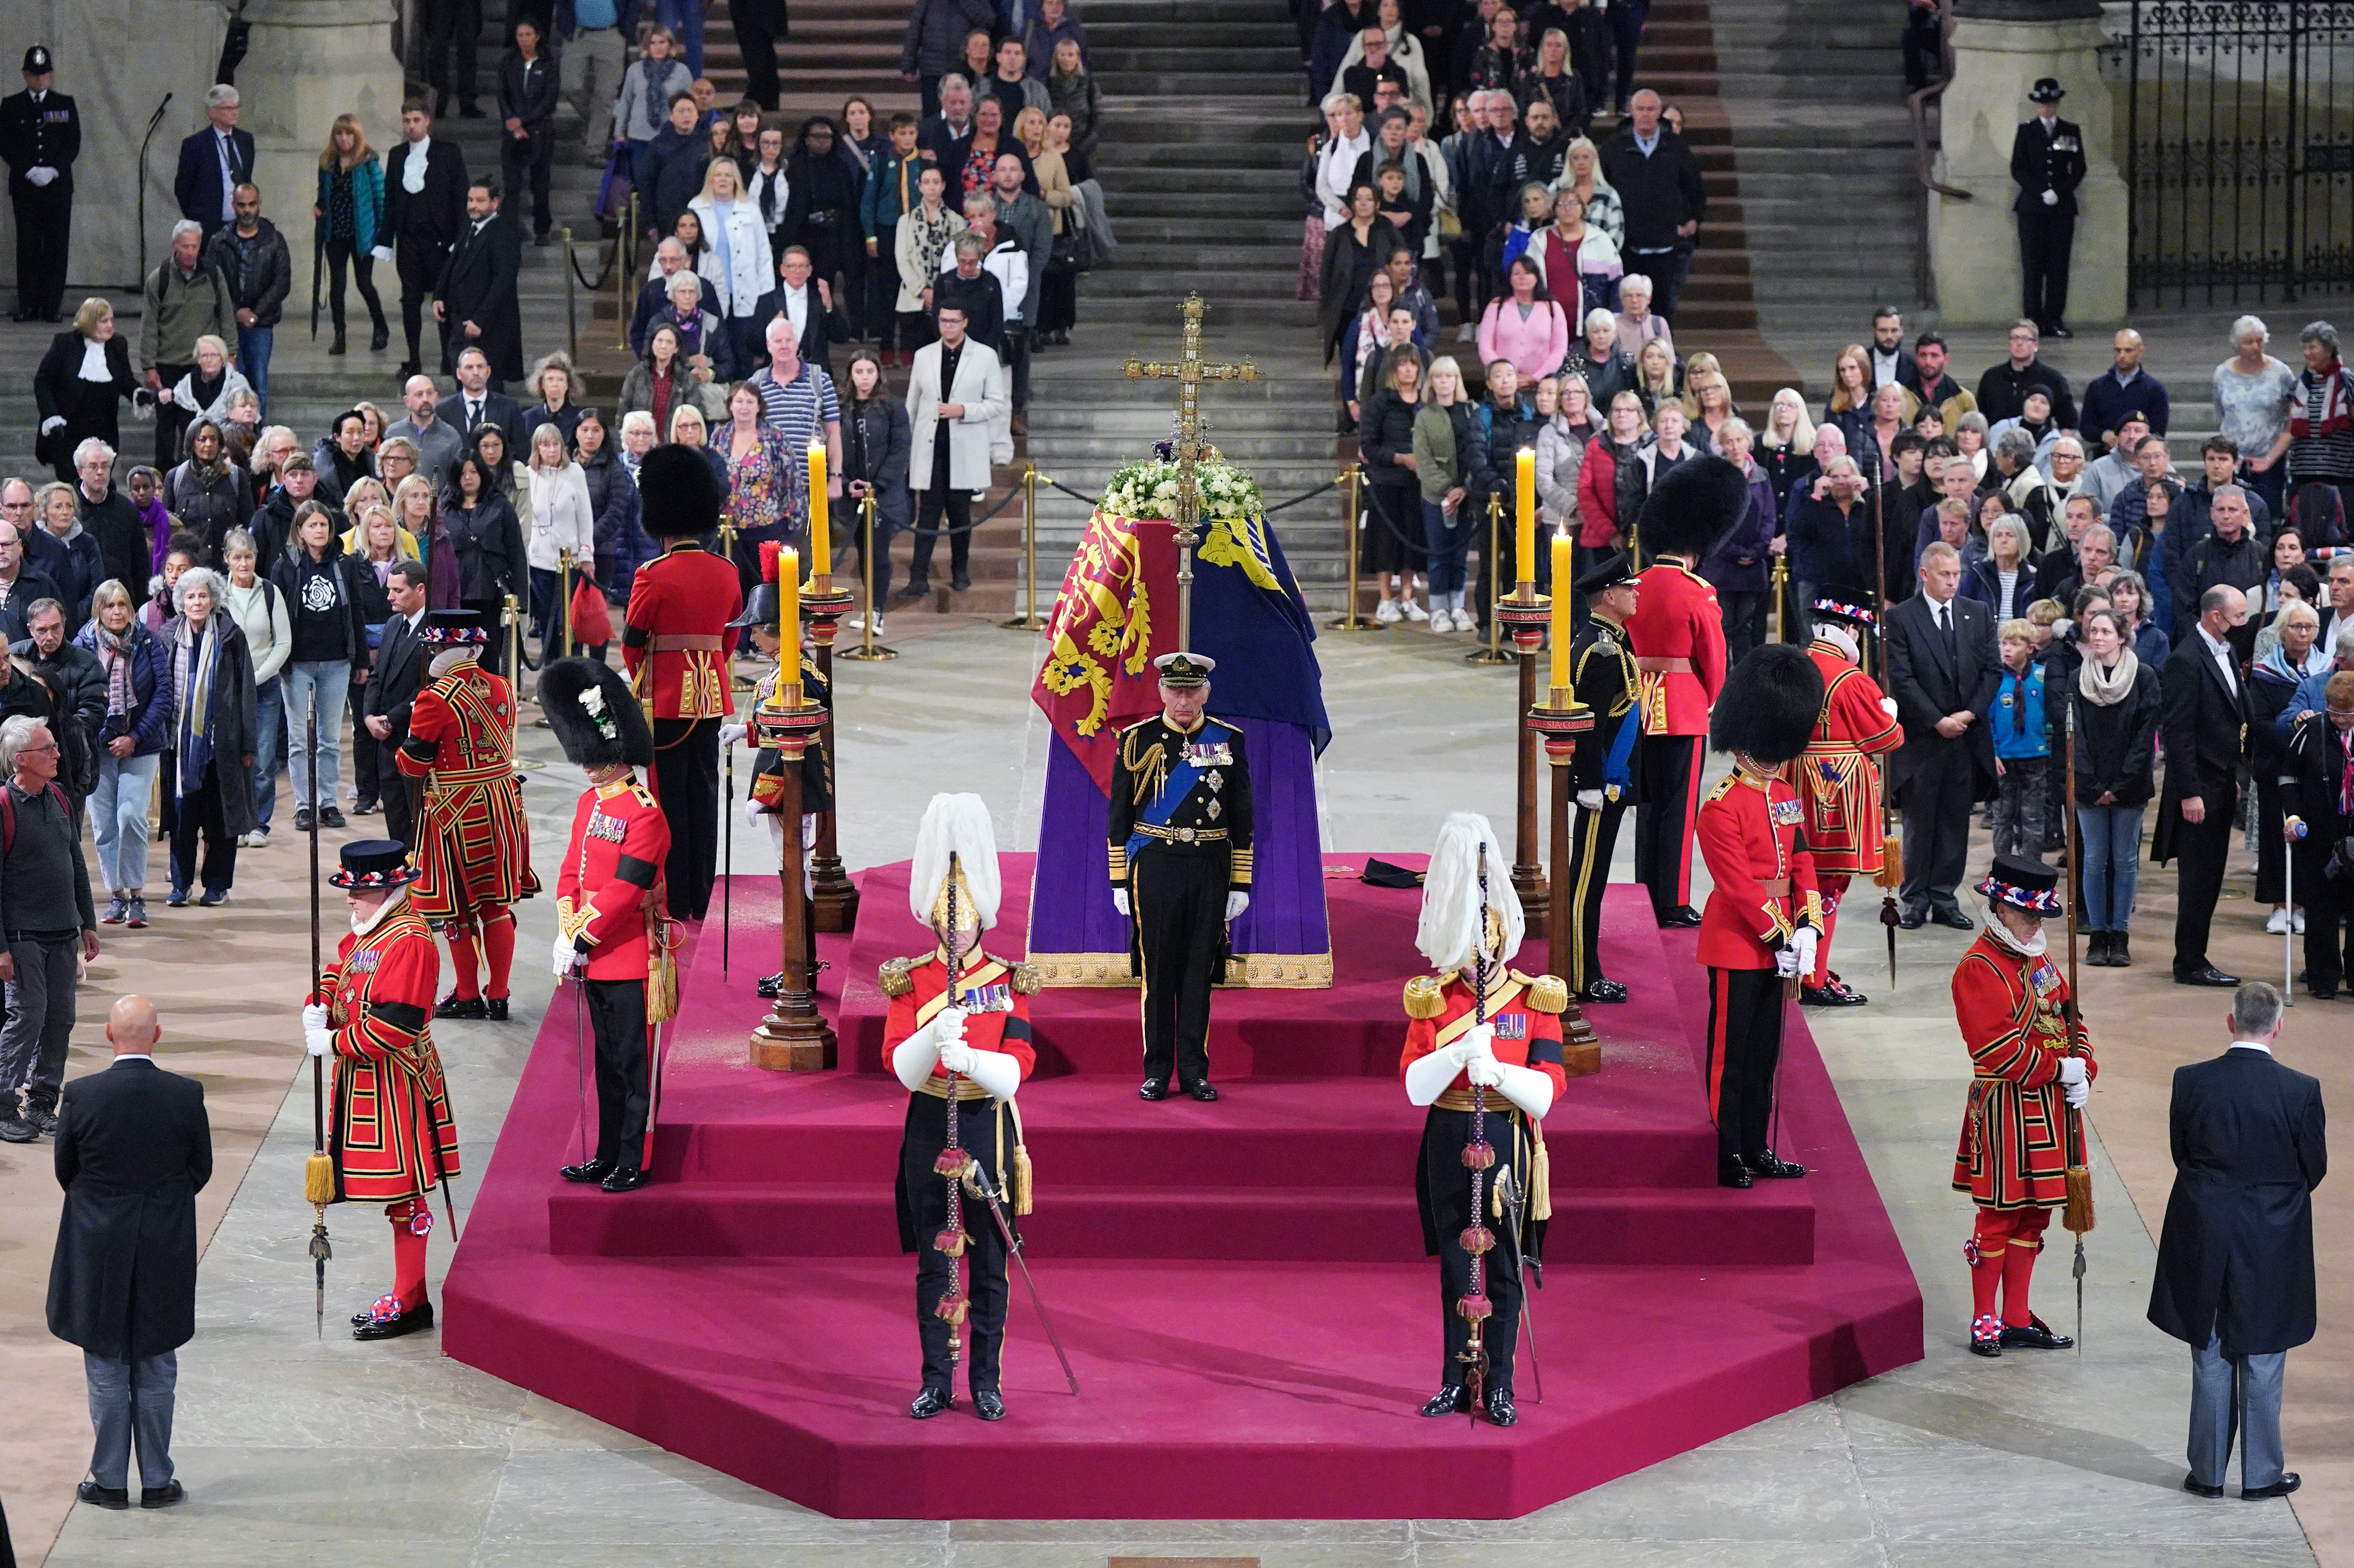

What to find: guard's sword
left=1493, top=1166, right=1544, bottom=1405
left=962, top=1157, right=1082, bottom=1396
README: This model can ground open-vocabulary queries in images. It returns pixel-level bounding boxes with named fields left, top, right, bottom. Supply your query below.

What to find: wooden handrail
left=1909, top=0, right=1972, bottom=302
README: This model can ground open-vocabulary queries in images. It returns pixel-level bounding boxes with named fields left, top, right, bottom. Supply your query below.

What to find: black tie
left=468, top=399, right=482, bottom=430
left=1939, top=601, right=1958, bottom=665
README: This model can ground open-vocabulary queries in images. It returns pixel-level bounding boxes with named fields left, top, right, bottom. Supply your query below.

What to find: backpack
left=0, top=779, right=70, bottom=855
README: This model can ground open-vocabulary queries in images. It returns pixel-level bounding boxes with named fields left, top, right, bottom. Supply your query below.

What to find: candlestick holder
left=799, top=582, right=857, bottom=648
left=750, top=695, right=837, bottom=1072
left=1526, top=690, right=1601, bottom=1075
left=799, top=585, right=861, bottom=932
left=1495, top=593, right=1553, bottom=934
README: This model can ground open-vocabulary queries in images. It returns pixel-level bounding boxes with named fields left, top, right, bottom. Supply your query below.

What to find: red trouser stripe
left=1675, top=738, right=1702, bottom=905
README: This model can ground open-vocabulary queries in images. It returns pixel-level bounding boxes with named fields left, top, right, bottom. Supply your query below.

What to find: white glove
left=303, top=1003, right=329, bottom=1032
left=938, top=1038, right=979, bottom=1076
left=1112, top=887, right=1130, bottom=918
left=1452, top=1022, right=1496, bottom=1063
left=39, top=416, right=64, bottom=435
left=2041, top=188, right=2059, bottom=207
left=933, top=1006, right=969, bottom=1046
left=743, top=796, right=766, bottom=825
left=1465, top=1055, right=1506, bottom=1089
left=371, top=244, right=395, bottom=265
left=2064, top=1078, right=2090, bottom=1108
left=26, top=166, right=56, bottom=187
left=302, top=1002, right=333, bottom=1058
left=1576, top=789, right=1604, bottom=812
left=553, top=932, right=581, bottom=976
left=718, top=721, right=749, bottom=748
left=2057, top=1056, right=2086, bottom=1086
left=1225, top=891, right=1250, bottom=922
left=1774, top=945, right=1800, bottom=979
left=1880, top=696, right=1899, bottom=718
left=1790, top=927, right=1818, bottom=979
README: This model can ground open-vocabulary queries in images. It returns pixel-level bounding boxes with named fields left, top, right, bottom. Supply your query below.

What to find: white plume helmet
left=909, top=792, right=1002, bottom=932
left=1415, top=811, right=1524, bottom=974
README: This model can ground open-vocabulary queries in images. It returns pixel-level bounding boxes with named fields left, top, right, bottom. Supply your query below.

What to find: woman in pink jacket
left=1476, top=255, right=1569, bottom=384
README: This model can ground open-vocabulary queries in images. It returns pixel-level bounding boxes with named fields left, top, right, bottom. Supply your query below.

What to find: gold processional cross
left=1121, top=293, right=1257, bottom=652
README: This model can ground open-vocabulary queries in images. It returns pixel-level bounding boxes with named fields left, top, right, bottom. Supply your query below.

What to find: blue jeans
left=282, top=662, right=351, bottom=813
left=656, top=0, right=704, bottom=74
left=94, top=750, right=161, bottom=892
left=1422, top=501, right=1470, bottom=595
left=2077, top=803, right=2145, bottom=931
left=250, top=675, right=285, bottom=828
left=84, top=1350, right=176, bottom=1493
left=236, top=324, right=273, bottom=416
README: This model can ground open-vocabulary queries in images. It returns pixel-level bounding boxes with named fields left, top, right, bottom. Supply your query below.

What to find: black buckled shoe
left=1718, top=1159, right=1755, bottom=1190
left=1658, top=905, right=1703, bottom=928
left=1579, top=977, right=1628, bottom=1003
left=1968, top=1312, right=2003, bottom=1357
left=560, top=1158, right=615, bottom=1184
left=485, top=996, right=510, bottom=1021
left=1186, top=1080, right=1220, bottom=1102
left=973, top=1390, right=1006, bottom=1421
left=600, top=1166, right=652, bottom=1192
left=1999, top=1314, right=2074, bottom=1351
left=435, top=993, right=488, bottom=1020
left=1748, top=1150, right=1808, bottom=1179
left=1484, top=1386, right=1518, bottom=1427
left=756, top=972, right=784, bottom=999
left=909, top=1386, right=955, bottom=1419
left=1419, top=1384, right=1468, bottom=1418
left=352, top=1291, right=403, bottom=1328
left=1802, top=975, right=1869, bottom=1007
left=353, top=1299, right=435, bottom=1341
left=76, top=1480, right=129, bottom=1510
left=1139, top=1077, right=1169, bottom=1101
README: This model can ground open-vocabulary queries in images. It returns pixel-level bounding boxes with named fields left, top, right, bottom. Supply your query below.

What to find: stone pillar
left=1929, top=0, right=2127, bottom=328
left=235, top=0, right=407, bottom=310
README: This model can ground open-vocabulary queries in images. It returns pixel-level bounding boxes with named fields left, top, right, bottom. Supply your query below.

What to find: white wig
left=909, top=792, right=1002, bottom=931
left=1415, top=811, right=1524, bottom=974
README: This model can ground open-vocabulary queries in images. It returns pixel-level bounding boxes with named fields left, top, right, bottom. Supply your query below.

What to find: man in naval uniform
left=1107, top=651, right=1252, bottom=1103
left=1564, top=550, right=1643, bottom=1002
left=0, top=46, right=78, bottom=323
left=2010, top=77, right=2086, bottom=340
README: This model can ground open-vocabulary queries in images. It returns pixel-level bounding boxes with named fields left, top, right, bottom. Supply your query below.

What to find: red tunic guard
left=1796, top=632, right=1902, bottom=995
left=1627, top=559, right=1728, bottom=920
left=621, top=538, right=744, bottom=923
left=557, top=773, right=671, bottom=983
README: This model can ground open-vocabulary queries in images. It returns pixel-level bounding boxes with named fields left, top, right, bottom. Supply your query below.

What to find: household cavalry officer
left=2010, top=77, right=2086, bottom=340
left=1626, top=458, right=1742, bottom=929
left=301, top=840, right=460, bottom=1342
left=1695, top=644, right=1825, bottom=1190
left=1565, top=551, right=1643, bottom=1002
left=621, top=444, right=745, bottom=924
left=0, top=46, right=78, bottom=323
left=1399, top=811, right=1567, bottom=1430
left=544, top=656, right=673, bottom=1195
left=1794, top=588, right=1903, bottom=1008
left=396, top=609, right=537, bottom=1020
left=1108, top=651, right=1252, bottom=1103
left=1952, top=852, right=2092, bottom=1358
left=879, top=793, right=1039, bottom=1423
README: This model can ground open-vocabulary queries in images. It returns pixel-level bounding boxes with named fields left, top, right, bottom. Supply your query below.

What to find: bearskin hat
left=540, top=657, right=654, bottom=770
left=1708, top=643, right=1825, bottom=765
left=638, top=443, right=726, bottom=539
left=1634, top=454, right=1752, bottom=562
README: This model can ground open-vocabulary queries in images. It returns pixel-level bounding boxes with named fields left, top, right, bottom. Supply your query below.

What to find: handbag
left=570, top=573, right=615, bottom=646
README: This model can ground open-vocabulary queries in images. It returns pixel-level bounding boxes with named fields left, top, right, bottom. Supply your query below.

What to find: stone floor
left=0, top=615, right=2334, bottom=1568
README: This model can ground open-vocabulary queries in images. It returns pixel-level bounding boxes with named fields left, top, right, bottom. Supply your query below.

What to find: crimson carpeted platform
left=443, top=858, right=1922, bottom=1519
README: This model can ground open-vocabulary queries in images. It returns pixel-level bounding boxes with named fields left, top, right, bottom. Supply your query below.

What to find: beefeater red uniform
left=1797, top=639, right=1902, bottom=989
left=1695, top=761, right=1822, bottom=1181
left=557, top=770, right=673, bottom=1174
left=397, top=662, right=538, bottom=1009
left=1952, top=925, right=2096, bottom=1349
left=321, top=894, right=459, bottom=1323
left=622, top=540, right=744, bottom=923
left=1628, top=559, right=1728, bottom=920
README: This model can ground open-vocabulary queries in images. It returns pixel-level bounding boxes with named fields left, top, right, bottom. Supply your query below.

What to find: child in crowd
left=1990, top=617, right=2053, bottom=862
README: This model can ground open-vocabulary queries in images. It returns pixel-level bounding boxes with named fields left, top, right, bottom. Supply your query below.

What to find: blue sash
left=1124, top=723, right=1228, bottom=869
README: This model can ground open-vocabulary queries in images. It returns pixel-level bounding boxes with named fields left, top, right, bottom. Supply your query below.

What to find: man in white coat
left=900, top=303, right=1007, bottom=599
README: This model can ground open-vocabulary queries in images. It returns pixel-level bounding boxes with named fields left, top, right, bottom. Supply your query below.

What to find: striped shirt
left=2289, top=369, right=2354, bottom=481
left=751, top=359, right=842, bottom=505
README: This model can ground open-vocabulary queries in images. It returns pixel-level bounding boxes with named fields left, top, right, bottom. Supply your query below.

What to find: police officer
left=1565, top=551, right=1643, bottom=1002
left=0, top=46, right=79, bottom=323
left=2010, top=78, right=2085, bottom=341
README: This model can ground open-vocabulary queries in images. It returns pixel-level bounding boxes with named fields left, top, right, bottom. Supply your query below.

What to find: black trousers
left=2171, top=786, right=2237, bottom=977
left=2018, top=205, right=2074, bottom=331
left=1899, top=751, right=1976, bottom=914
left=999, top=326, right=1031, bottom=411
left=1565, top=797, right=1629, bottom=991
left=909, top=478, right=972, bottom=587
left=1130, top=845, right=1227, bottom=1088
left=423, top=0, right=483, bottom=109
left=461, top=596, right=508, bottom=678
left=12, top=182, right=71, bottom=320
left=1609, top=0, right=1647, bottom=108
left=324, top=238, right=387, bottom=335
left=1634, top=733, right=1701, bottom=918
left=166, top=759, right=238, bottom=896
left=380, top=753, right=417, bottom=851
left=350, top=681, right=380, bottom=807
left=1720, top=589, right=1769, bottom=663
left=501, top=132, right=555, bottom=240
left=1704, top=965, right=1785, bottom=1174
left=395, top=232, right=448, bottom=366
left=734, top=0, right=784, bottom=108
left=584, top=975, right=653, bottom=1169
left=2298, top=838, right=2354, bottom=994
left=654, top=716, right=721, bottom=920
left=1421, top=1105, right=1526, bottom=1394
left=901, top=1093, right=1012, bottom=1395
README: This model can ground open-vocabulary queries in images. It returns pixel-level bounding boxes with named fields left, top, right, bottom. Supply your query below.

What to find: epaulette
left=1115, top=713, right=1160, bottom=736
left=1587, top=629, right=1618, bottom=657
left=1516, top=972, right=1568, bottom=1014
left=1403, top=974, right=1446, bottom=1020
left=877, top=954, right=933, bottom=997
left=998, top=957, right=1041, bottom=995
left=1706, top=774, right=1738, bottom=803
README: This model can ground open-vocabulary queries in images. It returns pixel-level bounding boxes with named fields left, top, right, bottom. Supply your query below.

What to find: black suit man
left=495, top=24, right=560, bottom=244
left=2147, top=983, right=2325, bottom=1501
left=2009, top=78, right=2086, bottom=338
left=46, top=996, right=211, bottom=1510
left=1885, top=541, right=2000, bottom=926
left=171, top=89, right=255, bottom=241
left=434, top=181, right=525, bottom=385
left=364, top=565, right=431, bottom=851
left=382, top=99, right=469, bottom=377
left=2157, top=585, right=2255, bottom=985
left=435, top=358, right=523, bottom=442
left=2282, top=686, right=2354, bottom=998
left=745, top=246, right=851, bottom=377
left=0, top=46, right=80, bottom=323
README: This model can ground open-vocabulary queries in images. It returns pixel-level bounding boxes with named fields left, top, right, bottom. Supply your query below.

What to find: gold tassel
left=1875, top=837, right=1905, bottom=889
left=304, top=1151, right=336, bottom=1206
left=1529, top=1128, right=1552, bottom=1223
left=2062, top=1164, right=2095, bottom=1234
left=1012, top=1143, right=1034, bottom=1216
left=645, top=920, right=680, bottom=1025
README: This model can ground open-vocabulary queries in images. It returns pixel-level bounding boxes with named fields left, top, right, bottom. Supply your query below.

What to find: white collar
left=351, top=884, right=411, bottom=936
left=2230, top=1040, right=2274, bottom=1056
left=410, top=135, right=430, bottom=154
left=2198, top=623, right=2232, bottom=658
left=112, top=1052, right=154, bottom=1065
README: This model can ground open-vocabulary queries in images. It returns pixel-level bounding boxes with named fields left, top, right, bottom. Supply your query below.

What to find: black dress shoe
left=396, top=359, right=422, bottom=378
left=2244, top=1473, right=2302, bottom=1499
left=485, top=996, right=510, bottom=1021
left=1484, top=1386, right=1517, bottom=1426
left=560, top=1158, right=615, bottom=1184
left=140, top=1479, right=185, bottom=1509
left=892, top=583, right=930, bottom=603
left=1747, top=1150, right=1808, bottom=1178
left=1898, top=907, right=1927, bottom=930
left=1969, top=1313, right=2003, bottom=1357
left=1419, top=1384, right=1467, bottom=1417
left=1186, top=1080, right=1220, bottom=1102
left=600, top=1165, right=651, bottom=1192
left=1658, top=905, right=1703, bottom=928
left=756, top=972, right=783, bottom=999
left=77, top=1480, right=129, bottom=1509
left=2182, top=1475, right=2225, bottom=1499
left=1932, top=907, right=1975, bottom=931
left=353, top=1300, right=435, bottom=1340
left=1998, top=1314, right=2073, bottom=1350
left=973, top=1389, right=1006, bottom=1420
left=371, top=324, right=391, bottom=352
left=1579, top=977, right=1628, bottom=1003
left=1799, top=979, right=1870, bottom=1007
left=320, top=806, right=347, bottom=828
left=909, top=1386, right=954, bottom=1418
left=1139, top=1077, right=1169, bottom=1101
left=2049, top=321, right=2073, bottom=339
left=2175, top=967, right=2240, bottom=987
left=436, top=993, right=489, bottom=1019
left=1718, top=1160, right=1754, bottom=1189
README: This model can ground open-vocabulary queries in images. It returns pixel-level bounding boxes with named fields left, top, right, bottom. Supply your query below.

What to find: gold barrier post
left=557, top=546, right=573, bottom=662
left=838, top=492, right=898, bottom=662
left=1001, top=464, right=1047, bottom=630
left=1328, top=467, right=1375, bottom=630
left=502, top=592, right=523, bottom=741
left=1464, top=491, right=1514, bottom=665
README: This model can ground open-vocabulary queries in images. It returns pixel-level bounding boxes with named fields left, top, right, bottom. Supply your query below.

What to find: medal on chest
left=958, top=981, right=1013, bottom=1014
left=1493, top=1011, right=1528, bottom=1041
left=587, top=811, right=627, bottom=845
left=1186, top=741, right=1233, bottom=768
left=1771, top=798, right=1804, bottom=826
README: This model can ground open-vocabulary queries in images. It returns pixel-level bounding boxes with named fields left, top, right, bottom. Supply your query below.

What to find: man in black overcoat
left=1884, top=540, right=1999, bottom=928
left=2148, top=981, right=2326, bottom=1501
left=382, top=97, right=469, bottom=379
left=45, top=995, right=210, bottom=1510
left=2155, top=584, right=2253, bottom=986
left=364, top=561, right=431, bottom=850
left=434, top=177, right=525, bottom=386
